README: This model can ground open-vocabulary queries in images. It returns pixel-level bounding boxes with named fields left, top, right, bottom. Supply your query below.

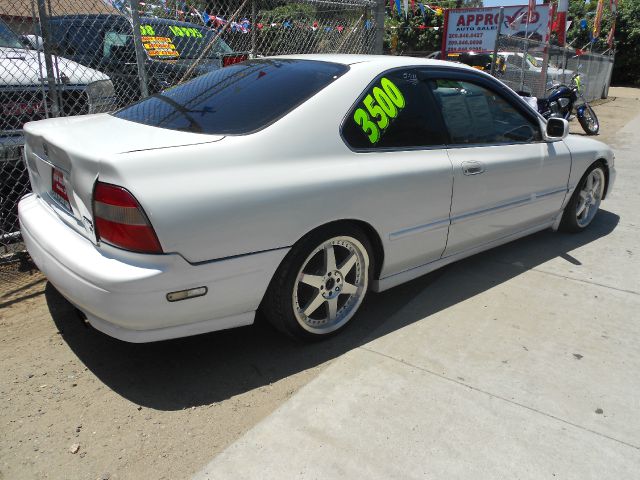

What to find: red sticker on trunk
left=51, top=168, right=71, bottom=211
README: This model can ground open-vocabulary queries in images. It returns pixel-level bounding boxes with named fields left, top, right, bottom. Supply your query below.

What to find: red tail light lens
left=222, top=54, right=248, bottom=67
left=93, top=182, right=163, bottom=254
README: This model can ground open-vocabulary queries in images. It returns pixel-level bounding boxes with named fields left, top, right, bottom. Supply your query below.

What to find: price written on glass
left=353, top=77, right=405, bottom=144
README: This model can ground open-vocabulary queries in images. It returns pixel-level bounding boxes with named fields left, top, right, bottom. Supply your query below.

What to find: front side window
left=0, top=19, right=23, bottom=49
left=103, top=31, right=131, bottom=59
left=430, top=79, right=540, bottom=145
left=342, top=69, right=446, bottom=150
left=66, top=25, right=103, bottom=56
left=113, top=59, right=348, bottom=135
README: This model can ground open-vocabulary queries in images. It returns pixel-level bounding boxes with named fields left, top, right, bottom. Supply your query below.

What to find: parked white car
left=1, top=19, right=115, bottom=147
left=501, top=51, right=573, bottom=83
left=19, top=55, right=615, bottom=342
left=1, top=19, right=116, bottom=239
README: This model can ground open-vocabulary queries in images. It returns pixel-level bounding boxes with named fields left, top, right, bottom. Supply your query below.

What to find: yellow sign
left=141, top=36, right=179, bottom=58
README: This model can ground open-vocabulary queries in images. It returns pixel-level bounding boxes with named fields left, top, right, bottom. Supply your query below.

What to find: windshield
left=526, top=54, right=540, bottom=68
left=0, top=19, right=24, bottom=49
left=461, top=55, right=492, bottom=68
left=113, top=59, right=349, bottom=135
left=140, top=21, right=232, bottom=60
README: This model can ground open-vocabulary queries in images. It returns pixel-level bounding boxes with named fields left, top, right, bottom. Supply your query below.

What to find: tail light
left=222, top=54, right=248, bottom=67
left=92, top=181, right=163, bottom=254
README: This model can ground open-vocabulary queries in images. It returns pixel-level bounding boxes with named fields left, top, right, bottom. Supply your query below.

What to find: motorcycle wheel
left=578, top=104, right=599, bottom=135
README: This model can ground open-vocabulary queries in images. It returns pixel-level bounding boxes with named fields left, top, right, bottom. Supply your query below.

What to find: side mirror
left=545, top=118, right=569, bottom=140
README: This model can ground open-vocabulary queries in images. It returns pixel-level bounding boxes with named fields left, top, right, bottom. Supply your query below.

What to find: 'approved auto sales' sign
left=443, top=4, right=551, bottom=53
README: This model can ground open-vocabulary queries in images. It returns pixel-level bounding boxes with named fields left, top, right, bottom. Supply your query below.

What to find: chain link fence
left=0, top=0, right=380, bottom=287
left=494, top=35, right=614, bottom=102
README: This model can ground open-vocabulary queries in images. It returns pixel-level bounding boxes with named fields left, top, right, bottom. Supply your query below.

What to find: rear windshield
left=140, top=20, right=233, bottom=60
left=113, top=59, right=349, bottom=135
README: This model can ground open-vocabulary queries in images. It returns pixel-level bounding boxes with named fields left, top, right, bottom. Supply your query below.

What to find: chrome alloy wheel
left=576, top=168, right=605, bottom=228
left=292, top=236, right=369, bottom=334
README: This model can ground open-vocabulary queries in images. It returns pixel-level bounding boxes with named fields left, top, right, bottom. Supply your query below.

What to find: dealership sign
left=443, top=5, right=551, bottom=53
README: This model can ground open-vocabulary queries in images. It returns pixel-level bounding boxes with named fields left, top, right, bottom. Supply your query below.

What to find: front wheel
left=578, top=104, right=599, bottom=135
left=262, top=225, right=372, bottom=341
left=559, top=164, right=606, bottom=232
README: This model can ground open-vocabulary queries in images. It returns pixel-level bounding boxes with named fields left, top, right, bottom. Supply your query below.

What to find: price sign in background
left=444, top=5, right=551, bottom=53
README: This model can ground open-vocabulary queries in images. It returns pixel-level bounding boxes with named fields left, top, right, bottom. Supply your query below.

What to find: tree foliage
left=612, top=0, right=640, bottom=84
left=384, top=0, right=639, bottom=85
left=564, top=0, right=639, bottom=85
left=384, top=1, right=459, bottom=54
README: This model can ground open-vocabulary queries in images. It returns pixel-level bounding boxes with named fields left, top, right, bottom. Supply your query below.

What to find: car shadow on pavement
left=46, top=209, right=619, bottom=410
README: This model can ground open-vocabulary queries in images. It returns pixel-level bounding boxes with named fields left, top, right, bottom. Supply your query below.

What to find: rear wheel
left=559, top=164, right=606, bottom=232
left=262, top=225, right=372, bottom=341
left=578, top=104, right=599, bottom=135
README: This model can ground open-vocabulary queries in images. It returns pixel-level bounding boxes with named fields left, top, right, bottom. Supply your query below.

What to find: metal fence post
left=374, top=0, right=385, bottom=55
left=36, top=0, right=60, bottom=117
left=538, top=39, right=550, bottom=98
left=490, top=7, right=504, bottom=77
left=519, top=19, right=530, bottom=93
left=251, top=0, right=257, bottom=58
left=129, top=0, right=149, bottom=99
left=603, top=53, right=614, bottom=98
left=30, top=0, right=49, bottom=118
left=561, top=45, right=567, bottom=83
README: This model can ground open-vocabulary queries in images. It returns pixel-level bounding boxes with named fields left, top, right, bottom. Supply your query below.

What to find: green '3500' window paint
left=353, top=77, right=406, bottom=144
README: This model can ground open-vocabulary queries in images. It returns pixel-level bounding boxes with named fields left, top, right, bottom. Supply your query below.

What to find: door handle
left=462, top=161, right=485, bottom=176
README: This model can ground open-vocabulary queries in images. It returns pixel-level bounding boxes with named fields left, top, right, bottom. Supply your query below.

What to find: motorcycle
left=537, top=73, right=599, bottom=135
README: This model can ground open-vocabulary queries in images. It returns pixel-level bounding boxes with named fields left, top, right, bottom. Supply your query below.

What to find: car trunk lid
left=23, top=113, right=224, bottom=244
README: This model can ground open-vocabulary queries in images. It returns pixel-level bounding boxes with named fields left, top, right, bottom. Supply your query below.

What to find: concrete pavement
left=194, top=99, right=640, bottom=479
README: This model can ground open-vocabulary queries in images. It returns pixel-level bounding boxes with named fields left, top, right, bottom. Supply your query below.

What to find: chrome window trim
left=387, top=186, right=568, bottom=240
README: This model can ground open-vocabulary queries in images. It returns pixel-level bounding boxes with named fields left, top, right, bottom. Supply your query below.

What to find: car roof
left=140, top=17, right=209, bottom=28
left=271, top=53, right=477, bottom=71
left=48, top=14, right=213, bottom=31
left=50, top=14, right=125, bottom=20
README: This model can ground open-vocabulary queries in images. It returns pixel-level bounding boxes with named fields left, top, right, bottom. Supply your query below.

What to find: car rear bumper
left=19, top=193, right=288, bottom=342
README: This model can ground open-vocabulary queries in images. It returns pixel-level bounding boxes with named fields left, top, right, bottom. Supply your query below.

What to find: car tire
left=578, top=104, right=600, bottom=135
left=559, top=163, right=606, bottom=233
left=262, top=224, right=373, bottom=341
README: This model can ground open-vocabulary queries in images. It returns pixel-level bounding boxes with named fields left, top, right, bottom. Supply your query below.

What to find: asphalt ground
left=1, top=87, right=639, bottom=480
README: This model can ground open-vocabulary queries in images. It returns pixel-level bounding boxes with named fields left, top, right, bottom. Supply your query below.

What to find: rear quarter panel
left=98, top=61, right=454, bottom=278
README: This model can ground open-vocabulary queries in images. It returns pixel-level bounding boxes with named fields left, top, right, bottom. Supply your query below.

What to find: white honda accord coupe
left=19, top=54, right=615, bottom=342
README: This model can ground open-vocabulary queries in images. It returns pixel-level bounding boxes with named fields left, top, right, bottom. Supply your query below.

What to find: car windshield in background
left=141, top=21, right=232, bottom=60
left=113, top=59, right=349, bottom=135
left=0, top=19, right=24, bottom=49
left=527, top=54, right=541, bottom=68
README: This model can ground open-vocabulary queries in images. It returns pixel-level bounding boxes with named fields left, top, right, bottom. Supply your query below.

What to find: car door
left=341, top=67, right=453, bottom=277
left=427, top=72, right=571, bottom=258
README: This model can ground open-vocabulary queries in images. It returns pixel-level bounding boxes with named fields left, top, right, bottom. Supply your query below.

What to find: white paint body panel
left=0, top=46, right=110, bottom=86
left=18, top=54, right=615, bottom=342
left=445, top=141, right=572, bottom=257
left=19, top=193, right=287, bottom=342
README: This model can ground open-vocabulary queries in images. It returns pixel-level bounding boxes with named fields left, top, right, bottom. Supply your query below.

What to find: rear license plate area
left=51, top=167, right=72, bottom=212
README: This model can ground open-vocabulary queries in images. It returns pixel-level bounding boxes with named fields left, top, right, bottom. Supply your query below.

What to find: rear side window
left=113, top=59, right=348, bottom=135
left=342, top=68, right=446, bottom=150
